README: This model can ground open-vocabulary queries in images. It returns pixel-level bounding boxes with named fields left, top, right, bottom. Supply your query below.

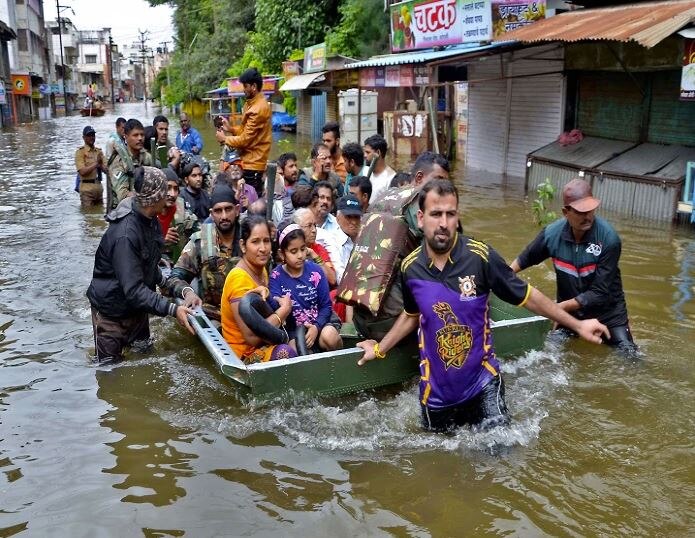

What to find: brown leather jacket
left=224, top=92, right=272, bottom=172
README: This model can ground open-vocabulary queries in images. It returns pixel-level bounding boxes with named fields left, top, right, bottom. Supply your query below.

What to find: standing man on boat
left=176, top=113, right=203, bottom=155
left=510, top=178, right=636, bottom=353
left=75, top=125, right=107, bottom=207
left=362, top=134, right=396, bottom=201
left=322, top=122, right=347, bottom=184
left=166, top=184, right=242, bottom=319
left=216, top=68, right=272, bottom=197
left=87, top=167, right=194, bottom=363
left=357, top=180, right=609, bottom=433
left=342, top=143, right=365, bottom=187
left=108, top=119, right=153, bottom=210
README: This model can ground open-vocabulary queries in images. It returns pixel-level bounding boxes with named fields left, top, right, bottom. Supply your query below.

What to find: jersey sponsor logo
left=586, top=242, right=602, bottom=256
left=432, top=302, right=472, bottom=369
left=458, top=275, right=477, bottom=300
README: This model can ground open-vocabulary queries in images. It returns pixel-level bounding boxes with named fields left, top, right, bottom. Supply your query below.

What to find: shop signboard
left=11, top=74, right=31, bottom=96
left=390, top=0, right=491, bottom=52
left=304, top=43, right=327, bottom=74
left=414, top=66, right=430, bottom=85
left=39, top=84, right=51, bottom=95
left=681, top=38, right=695, bottom=101
left=360, top=68, right=376, bottom=87
left=491, top=0, right=545, bottom=38
left=0, top=81, right=6, bottom=105
left=282, top=61, right=299, bottom=80
left=385, top=66, right=401, bottom=87
left=399, top=65, right=414, bottom=86
left=375, top=67, right=386, bottom=87
left=50, top=82, right=62, bottom=93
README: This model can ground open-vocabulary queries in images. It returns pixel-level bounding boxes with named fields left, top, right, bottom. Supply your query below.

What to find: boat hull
left=188, top=295, right=551, bottom=399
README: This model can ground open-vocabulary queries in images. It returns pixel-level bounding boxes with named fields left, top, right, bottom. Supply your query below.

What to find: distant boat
left=80, top=107, right=105, bottom=117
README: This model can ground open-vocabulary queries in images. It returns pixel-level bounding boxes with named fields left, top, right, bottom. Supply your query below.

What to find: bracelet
left=272, top=312, right=283, bottom=326
left=373, top=342, right=386, bottom=359
left=181, top=286, right=195, bottom=299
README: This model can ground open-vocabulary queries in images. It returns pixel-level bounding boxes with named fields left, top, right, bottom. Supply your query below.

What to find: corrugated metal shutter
left=311, top=93, right=327, bottom=142
left=326, top=91, right=338, bottom=125
left=577, top=72, right=644, bottom=142
left=297, top=92, right=312, bottom=136
left=506, top=47, right=564, bottom=177
left=648, top=70, right=695, bottom=146
left=467, top=57, right=507, bottom=173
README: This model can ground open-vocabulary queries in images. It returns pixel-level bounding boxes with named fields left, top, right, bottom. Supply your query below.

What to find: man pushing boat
left=357, top=180, right=609, bottom=433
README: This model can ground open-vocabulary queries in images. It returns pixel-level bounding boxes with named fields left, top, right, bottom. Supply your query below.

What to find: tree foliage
left=326, top=0, right=390, bottom=59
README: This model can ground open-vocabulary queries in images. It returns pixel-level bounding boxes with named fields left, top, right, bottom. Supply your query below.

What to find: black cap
left=83, top=126, right=96, bottom=136
left=336, top=194, right=362, bottom=216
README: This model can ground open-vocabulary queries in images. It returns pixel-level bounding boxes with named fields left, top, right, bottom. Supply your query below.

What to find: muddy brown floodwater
left=0, top=103, right=693, bottom=536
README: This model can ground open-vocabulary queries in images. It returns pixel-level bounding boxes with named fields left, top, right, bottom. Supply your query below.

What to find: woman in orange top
left=220, top=214, right=296, bottom=363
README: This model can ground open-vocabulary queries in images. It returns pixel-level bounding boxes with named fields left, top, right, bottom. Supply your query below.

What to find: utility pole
left=108, top=33, right=115, bottom=105
left=56, top=0, right=69, bottom=115
left=138, top=29, right=149, bottom=110
left=159, top=40, right=171, bottom=105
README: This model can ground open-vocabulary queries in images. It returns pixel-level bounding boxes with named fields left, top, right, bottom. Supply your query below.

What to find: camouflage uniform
left=168, top=222, right=242, bottom=318
left=107, top=145, right=153, bottom=210
left=161, top=197, right=200, bottom=265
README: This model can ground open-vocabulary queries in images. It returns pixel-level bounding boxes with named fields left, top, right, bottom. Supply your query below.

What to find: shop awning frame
left=497, top=0, right=695, bottom=49
left=345, top=43, right=506, bottom=69
left=279, top=71, right=327, bottom=91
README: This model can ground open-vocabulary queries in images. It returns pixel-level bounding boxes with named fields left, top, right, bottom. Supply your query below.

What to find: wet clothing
left=269, top=261, right=332, bottom=337
left=176, top=127, right=203, bottom=154
left=224, top=92, right=272, bottom=173
left=87, top=198, right=179, bottom=361
left=168, top=222, right=241, bottom=313
left=79, top=181, right=103, bottom=206
left=181, top=187, right=211, bottom=222
left=401, top=233, right=530, bottom=421
left=107, top=146, right=153, bottom=210
left=515, top=217, right=629, bottom=330
left=159, top=197, right=200, bottom=264
left=75, top=144, right=105, bottom=181
left=91, top=307, right=150, bottom=363
left=421, top=374, right=509, bottom=433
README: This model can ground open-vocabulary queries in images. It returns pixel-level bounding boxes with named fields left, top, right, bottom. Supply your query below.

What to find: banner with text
left=681, top=38, right=695, bottom=101
left=491, top=0, right=545, bottom=38
left=390, top=0, right=491, bottom=52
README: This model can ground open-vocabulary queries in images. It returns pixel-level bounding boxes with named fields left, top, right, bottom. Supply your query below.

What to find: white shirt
left=315, top=226, right=352, bottom=284
left=362, top=164, right=396, bottom=202
left=319, top=212, right=340, bottom=234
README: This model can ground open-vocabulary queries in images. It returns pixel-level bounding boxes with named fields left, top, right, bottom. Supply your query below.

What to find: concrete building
left=0, top=0, right=18, bottom=126
left=119, top=42, right=144, bottom=101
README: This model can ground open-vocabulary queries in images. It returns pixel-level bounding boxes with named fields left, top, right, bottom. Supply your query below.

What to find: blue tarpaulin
left=272, top=112, right=296, bottom=132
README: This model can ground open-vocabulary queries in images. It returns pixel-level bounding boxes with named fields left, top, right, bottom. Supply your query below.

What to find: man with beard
left=342, top=142, right=365, bottom=187
left=87, top=167, right=194, bottom=363
left=298, top=143, right=344, bottom=197
left=312, top=180, right=339, bottom=234
left=321, top=121, right=346, bottom=183
left=158, top=169, right=200, bottom=265
left=357, top=180, right=609, bottom=433
left=176, top=112, right=203, bottom=155
left=511, top=179, right=636, bottom=353
left=168, top=184, right=242, bottom=319
left=277, top=152, right=299, bottom=192
left=271, top=152, right=299, bottom=225
left=216, top=68, right=271, bottom=197
left=362, top=134, right=395, bottom=201
left=108, top=118, right=153, bottom=210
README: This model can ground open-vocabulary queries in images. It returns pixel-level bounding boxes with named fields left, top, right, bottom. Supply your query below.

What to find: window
left=17, top=29, right=28, bottom=51
left=85, top=54, right=97, bottom=64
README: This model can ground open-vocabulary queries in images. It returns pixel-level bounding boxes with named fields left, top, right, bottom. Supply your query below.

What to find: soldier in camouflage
left=107, top=118, right=153, bottom=210
left=167, top=184, right=242, bottom=319
left=159, top=168, right=200, bottom=265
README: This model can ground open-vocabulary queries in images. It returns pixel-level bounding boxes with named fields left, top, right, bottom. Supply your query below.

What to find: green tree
left=326, top=0, right=390, bottom=59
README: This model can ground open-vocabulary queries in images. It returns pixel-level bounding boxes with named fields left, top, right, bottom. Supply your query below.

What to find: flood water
left=1, top=103, right=693, bottom=536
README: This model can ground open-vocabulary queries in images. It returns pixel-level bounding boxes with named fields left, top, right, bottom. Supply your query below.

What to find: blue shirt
left=176, top=127, right=203, bottom=154
left=269, top=261, right=332, bottom=332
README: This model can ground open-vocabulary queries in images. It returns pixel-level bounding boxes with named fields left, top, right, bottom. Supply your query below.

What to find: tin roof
left=345, top=43, right=505, bottom=69
left=497, top=0, right=695, bottom=48
left=531, top=136, right=637, bottom=168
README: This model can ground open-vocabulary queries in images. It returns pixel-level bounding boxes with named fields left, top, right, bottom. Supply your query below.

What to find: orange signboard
left=11, top=75, right=31, bottom=96
left=227, top=76, right=278, bottom=95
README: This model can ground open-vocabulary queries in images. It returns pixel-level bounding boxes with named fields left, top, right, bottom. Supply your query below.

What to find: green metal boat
left=187, top=295, right=551, bottom=399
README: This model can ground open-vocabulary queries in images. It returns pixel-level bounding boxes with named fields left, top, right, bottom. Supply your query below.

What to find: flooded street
left=1, top=103, right=693, bottom=536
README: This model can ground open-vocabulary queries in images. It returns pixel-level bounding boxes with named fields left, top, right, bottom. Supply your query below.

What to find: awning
left=0, top=20, right=16, bottom=40
left=279, top=71, right=327, bottom=91
left=345, top=43, right=504, bottom=69
left=497, top=0, right=695, bottom=48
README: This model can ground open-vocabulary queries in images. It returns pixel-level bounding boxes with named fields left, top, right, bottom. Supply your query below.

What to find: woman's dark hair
left=276, top=221, right=306, bottom=251
left=240, top=214, right=271, bottom=244
left=132, top=166, right=146, bottom=193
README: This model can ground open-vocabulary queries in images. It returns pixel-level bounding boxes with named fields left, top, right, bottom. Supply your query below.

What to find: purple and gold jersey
left=401, top=233, right=531, bottom=409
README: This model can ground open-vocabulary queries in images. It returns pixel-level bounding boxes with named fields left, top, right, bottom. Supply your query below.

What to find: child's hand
left=304, top=323, right=318, bottom=348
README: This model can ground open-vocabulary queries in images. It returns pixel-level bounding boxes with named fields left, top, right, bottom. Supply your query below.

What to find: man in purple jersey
left=357, top=180, right=609, bottom=433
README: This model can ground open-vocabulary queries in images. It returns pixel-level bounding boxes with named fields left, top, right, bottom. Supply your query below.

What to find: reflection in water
left=96, top=360, right=197, bottom=507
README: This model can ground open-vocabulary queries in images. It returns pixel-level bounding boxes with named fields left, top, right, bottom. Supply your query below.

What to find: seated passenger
left=348, top=175, right=372, bottom=213
left=159, top=168, right=199, bottom=265
left=389, top=171, right=412, bottom=188
left=220, top=215, right=296, bottom=363
left=293, top=208, right=337, bottom=288
left=167, top=184, right=241, bottom=319
left=269, top=223, right=342, bottom=352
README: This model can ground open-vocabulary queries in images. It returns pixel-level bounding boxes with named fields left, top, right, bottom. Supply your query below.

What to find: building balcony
left=76, top=63, right=104, bottom=74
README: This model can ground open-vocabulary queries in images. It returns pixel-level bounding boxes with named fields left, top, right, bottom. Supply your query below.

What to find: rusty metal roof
left=496, top=0, right=695, bottom=48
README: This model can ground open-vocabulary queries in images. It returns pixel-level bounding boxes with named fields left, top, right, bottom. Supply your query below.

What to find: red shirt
left=158, top=205, right=176, bottom=237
